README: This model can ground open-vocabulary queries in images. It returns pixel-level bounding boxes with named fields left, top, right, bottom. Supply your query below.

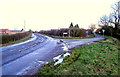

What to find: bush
left=39, top=28, right=90, bottom=37
left=1, top=32, right=31, bottom=44
left=96, top=25, right=120, bottom=40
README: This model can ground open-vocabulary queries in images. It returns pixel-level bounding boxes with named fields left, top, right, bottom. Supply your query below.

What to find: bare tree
left=99, top=1, right=120, bottom=38
left=89, top=24, right=96, bottom=32
left=111, top=2, right=120, bottom=36
left=113, top=3, right=119, bottom=20
left=100, top=15, right=109, bottom=26
left=100, top=2, right=119, bottom=26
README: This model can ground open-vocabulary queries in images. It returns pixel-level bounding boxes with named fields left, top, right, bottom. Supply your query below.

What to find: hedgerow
left=0, top=32, right=31, bottom=44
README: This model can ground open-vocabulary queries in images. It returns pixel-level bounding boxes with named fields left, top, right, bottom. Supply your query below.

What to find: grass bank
left=37, top=36, right=119, bottom=75
left=0, top=32, right=32, bottom=47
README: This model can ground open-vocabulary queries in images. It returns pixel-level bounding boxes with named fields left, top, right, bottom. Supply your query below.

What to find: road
left=2, top=34, right=60, bottom=75
left=57, top=33, right=105, bottom=49
left=60, top=34, right=105, bottom=49
left=1, top=33, right=105, bottom=75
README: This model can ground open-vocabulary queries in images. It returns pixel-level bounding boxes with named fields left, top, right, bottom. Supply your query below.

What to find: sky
left=0, top=0, right=118, bottom=31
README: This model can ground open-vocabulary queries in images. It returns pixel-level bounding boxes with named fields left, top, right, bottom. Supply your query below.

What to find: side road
left=58, top=33, right=105, bottom=49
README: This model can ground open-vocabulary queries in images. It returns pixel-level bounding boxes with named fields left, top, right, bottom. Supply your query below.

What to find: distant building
left=0, top=29, right=11, bottom=34
left=10, top=29, right=25, bottom=34
left=0, top=29, right=25, bottom=34
left=10, top=30, right=22, bottom=32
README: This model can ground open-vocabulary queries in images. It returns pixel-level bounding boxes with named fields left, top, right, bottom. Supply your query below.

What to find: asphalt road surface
left=60, top=34, right=105, bottom=49
left=1, top=33, right=105, bottom=75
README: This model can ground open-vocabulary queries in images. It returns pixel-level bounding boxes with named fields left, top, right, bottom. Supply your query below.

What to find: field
left=37, top=35, right=120, bottom=75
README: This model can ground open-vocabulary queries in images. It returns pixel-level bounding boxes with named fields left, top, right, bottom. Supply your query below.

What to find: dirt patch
left=104, top=39, right=113, bottom=43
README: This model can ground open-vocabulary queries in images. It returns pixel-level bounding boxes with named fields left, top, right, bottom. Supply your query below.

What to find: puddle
left=54, top=52, right=70, bottom=65
left=64, top=53, right=70, bottom=57
left=54, top=57, right=63, bottom=65
left=61, top=43, right=69, bottom=51
left=53, top=55, right=61, bottom=60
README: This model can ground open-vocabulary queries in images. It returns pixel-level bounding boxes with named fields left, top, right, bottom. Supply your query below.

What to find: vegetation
left=39, top=22, right=93, bottom=38
left=0, top=32, right=32, bottom=46
left=50, top=34, right=94, bottom=39
left=37, top=36, right=119, bottom=75
left=97, top=1, right=120, bottom=39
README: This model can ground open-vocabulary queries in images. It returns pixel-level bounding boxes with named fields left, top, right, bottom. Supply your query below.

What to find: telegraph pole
left=24, top=20, right=26, bottom=31
left=69, top=29, right=70, bottom=37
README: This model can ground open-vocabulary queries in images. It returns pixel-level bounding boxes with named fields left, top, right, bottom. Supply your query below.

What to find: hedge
left=0, top=32, right=31, bottom=44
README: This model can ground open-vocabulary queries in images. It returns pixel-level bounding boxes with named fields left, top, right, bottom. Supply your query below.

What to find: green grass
left=0, top=33, right=32, bottom=47
left=96, top=35, right=120, bottom=46
left=37, top=36, right=119, bottom=75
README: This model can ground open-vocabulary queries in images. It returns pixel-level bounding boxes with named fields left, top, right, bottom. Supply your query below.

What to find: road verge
left=37, top=36, right=119, bottom=75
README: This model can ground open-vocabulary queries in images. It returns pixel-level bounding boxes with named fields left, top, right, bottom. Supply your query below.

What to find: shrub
left=1, top=32, right=31, bottom=44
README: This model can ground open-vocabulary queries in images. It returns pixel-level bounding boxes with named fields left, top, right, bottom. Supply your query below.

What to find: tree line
left=39, top=22, right=93, bottom=37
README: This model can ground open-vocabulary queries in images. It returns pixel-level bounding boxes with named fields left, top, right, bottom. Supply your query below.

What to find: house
left=0, top=29, right=25, bottom=34
left=0, top=29, right=11, bottom=34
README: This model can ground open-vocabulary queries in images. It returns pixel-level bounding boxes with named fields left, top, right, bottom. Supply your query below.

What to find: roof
left=10, top=30, right=21, bottom=32
left=0, top=29, right=9, bottom=32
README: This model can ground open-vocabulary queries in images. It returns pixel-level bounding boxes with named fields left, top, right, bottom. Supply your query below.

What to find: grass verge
left=0, top=33, right=32, bottom=47
left=37, top=36, right=119, bottom=75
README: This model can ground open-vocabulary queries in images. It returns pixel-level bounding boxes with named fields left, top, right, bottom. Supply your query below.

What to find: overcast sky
left=0, top=0, right=118, bottom=31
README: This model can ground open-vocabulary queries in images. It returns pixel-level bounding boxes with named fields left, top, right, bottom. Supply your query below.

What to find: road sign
left=63, top=32, right=68, bottom=34
left=63, top=32, right=68, bottom=37
left=86, top=31, right=89, bottom=34
left=102, top=29, right=105, bottom=37
left=102, top=30, right=105, bottom=33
